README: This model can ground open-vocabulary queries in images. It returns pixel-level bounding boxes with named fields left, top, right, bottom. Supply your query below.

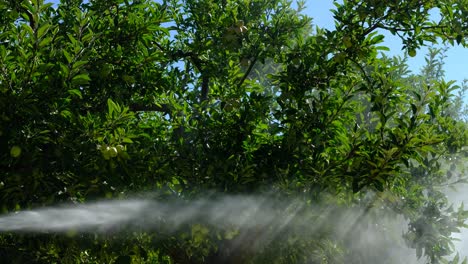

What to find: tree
left=0, top=0, right=467, bottom=263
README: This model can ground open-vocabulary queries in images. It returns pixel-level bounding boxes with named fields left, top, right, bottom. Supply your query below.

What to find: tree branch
left=200, top=75, right=209, bottom=103
left=376, top=23, right=445, bottom=33
left=238, top=56, right=258, bottom=88
left=170, top=50, right=210, bottom=103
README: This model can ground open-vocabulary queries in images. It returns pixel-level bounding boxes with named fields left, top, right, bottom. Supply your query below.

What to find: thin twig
left=238, top=56, right=258, bottom=88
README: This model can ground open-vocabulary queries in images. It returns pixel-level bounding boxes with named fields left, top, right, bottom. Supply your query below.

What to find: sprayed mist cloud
left=0, top=192, right=428, bottom=263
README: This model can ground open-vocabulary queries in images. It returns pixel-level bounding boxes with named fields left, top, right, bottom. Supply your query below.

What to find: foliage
left=0, top=0, right=467, bottom=263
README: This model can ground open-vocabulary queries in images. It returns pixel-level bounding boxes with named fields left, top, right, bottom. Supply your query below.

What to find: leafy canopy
left=0, top=0, right=467, bottom=263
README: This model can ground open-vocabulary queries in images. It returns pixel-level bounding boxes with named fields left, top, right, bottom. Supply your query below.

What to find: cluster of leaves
left=0, top=0, right=467, bottom=263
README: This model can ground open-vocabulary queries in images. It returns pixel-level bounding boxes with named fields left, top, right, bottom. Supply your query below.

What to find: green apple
left=343, top=36, right=353, bottom=48
left=108, top=147, right=118, bottom=157
left=102, top=146, right=111, bottom=159
left=116, top=144, right=125, bottom=153
left=291, top=58, right=301, bottom=68
left=10, top=146, right=21, bottom=158
left=333, top=53, right=346, bottom=63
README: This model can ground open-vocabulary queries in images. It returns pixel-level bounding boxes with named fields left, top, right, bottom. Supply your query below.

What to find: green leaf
left=71, top=73, right=91, bottom=85
left=68, top=89, right=83, bottom=99
left=72, top=60, right=88, bottom=70
left=376, top=46, right=390, bottom=51
left=39, top=36, right=53, bottom=48
left=59, top=63, right=70, bottom=77
left=67, top=34, right=78, bottom=46
left=60, top=110, right=72, bottom=119
left=63, top=50, right=73, bottom=64
left=37, top=22, right=50, bottom=39
left=370, top=34, right=384, bottom=44
left=122, top=137, right=133, bottom=143
left=107, top=98, right=121, bottom=116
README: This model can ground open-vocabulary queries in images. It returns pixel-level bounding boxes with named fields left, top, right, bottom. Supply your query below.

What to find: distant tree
left=0, top=0, right=467, bottom=263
